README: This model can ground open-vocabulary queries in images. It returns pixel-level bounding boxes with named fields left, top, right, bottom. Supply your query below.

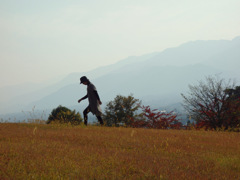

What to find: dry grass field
left=0, top=123, right=240, bottom=179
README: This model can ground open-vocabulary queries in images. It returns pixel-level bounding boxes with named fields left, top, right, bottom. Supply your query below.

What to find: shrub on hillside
left=103, top=94, right=141, bottom=126
left=47, top=105, right=83, bottom=125
left=131, top=105, right=182, bottom=129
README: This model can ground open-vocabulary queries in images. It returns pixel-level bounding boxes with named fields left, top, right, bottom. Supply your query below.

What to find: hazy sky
left=0, top=0, right=239, bottom=87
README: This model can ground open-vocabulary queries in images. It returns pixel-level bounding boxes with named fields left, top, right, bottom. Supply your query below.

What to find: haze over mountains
left=1, top=36, right=240, bottom=121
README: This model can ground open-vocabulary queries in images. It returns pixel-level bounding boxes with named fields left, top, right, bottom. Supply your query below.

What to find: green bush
left=47, top=105, right=83, bottom=125
left=103, top=94, right=141, bottom=126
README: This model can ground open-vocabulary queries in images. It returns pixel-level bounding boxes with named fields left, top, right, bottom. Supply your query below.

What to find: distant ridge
left=1, top=36, right=240, bottom=118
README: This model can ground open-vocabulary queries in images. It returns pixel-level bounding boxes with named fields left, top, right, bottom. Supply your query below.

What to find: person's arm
left=78, top=94, right=88, bottom=103
left=82, top=94, right=88, bottom=100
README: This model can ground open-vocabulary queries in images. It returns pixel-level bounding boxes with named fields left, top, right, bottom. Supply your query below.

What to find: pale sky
left=0, top=0, right=239, bottom=87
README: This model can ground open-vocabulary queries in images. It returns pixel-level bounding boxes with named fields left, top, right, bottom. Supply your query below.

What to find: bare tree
left=181, top=76, right=237, bottom=130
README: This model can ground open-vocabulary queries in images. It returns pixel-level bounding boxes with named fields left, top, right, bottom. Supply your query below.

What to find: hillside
left=1, top=123, right=240, bottom=179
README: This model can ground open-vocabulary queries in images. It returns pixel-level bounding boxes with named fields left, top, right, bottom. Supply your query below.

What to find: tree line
left=47, top=76, right=240, bottom=131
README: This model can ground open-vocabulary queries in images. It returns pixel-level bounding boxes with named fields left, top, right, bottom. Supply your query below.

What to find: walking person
left=78, top=76, right=103, bottom=126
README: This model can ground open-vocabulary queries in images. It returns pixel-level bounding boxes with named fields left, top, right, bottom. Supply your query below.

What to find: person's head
left=80, top=76, right=90, bottom=85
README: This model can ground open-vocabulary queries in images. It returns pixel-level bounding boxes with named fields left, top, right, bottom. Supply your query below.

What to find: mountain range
left=1, top=36, right=240, bottom=123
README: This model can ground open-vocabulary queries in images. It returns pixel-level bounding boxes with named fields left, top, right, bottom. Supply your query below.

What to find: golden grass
left=0, top=123, right=240, bottom=179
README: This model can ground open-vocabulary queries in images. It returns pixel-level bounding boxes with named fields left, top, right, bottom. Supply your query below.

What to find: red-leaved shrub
left=131, top=105, right=182, bottom=129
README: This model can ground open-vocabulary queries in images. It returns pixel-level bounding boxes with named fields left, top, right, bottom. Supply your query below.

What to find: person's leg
left=83, top=106, right=90, bottom=125
left=96, top=115, right=103, bottom=125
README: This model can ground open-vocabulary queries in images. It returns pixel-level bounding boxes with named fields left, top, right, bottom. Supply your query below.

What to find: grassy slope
left=0, top=123, right=240, bottom=179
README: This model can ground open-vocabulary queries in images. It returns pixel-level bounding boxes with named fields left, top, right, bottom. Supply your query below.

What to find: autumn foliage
left=196, top=86, right=240, bottom=131
left=182, top=76, right=240, bottom=131
left=131, top=105, right=182, bottom=129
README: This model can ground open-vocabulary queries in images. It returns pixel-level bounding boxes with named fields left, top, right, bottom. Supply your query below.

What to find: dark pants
left=83, top=106, right=103, bottom=125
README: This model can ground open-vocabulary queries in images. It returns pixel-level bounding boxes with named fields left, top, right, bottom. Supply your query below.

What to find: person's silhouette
left=78, top=76, right=103, bottom=126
